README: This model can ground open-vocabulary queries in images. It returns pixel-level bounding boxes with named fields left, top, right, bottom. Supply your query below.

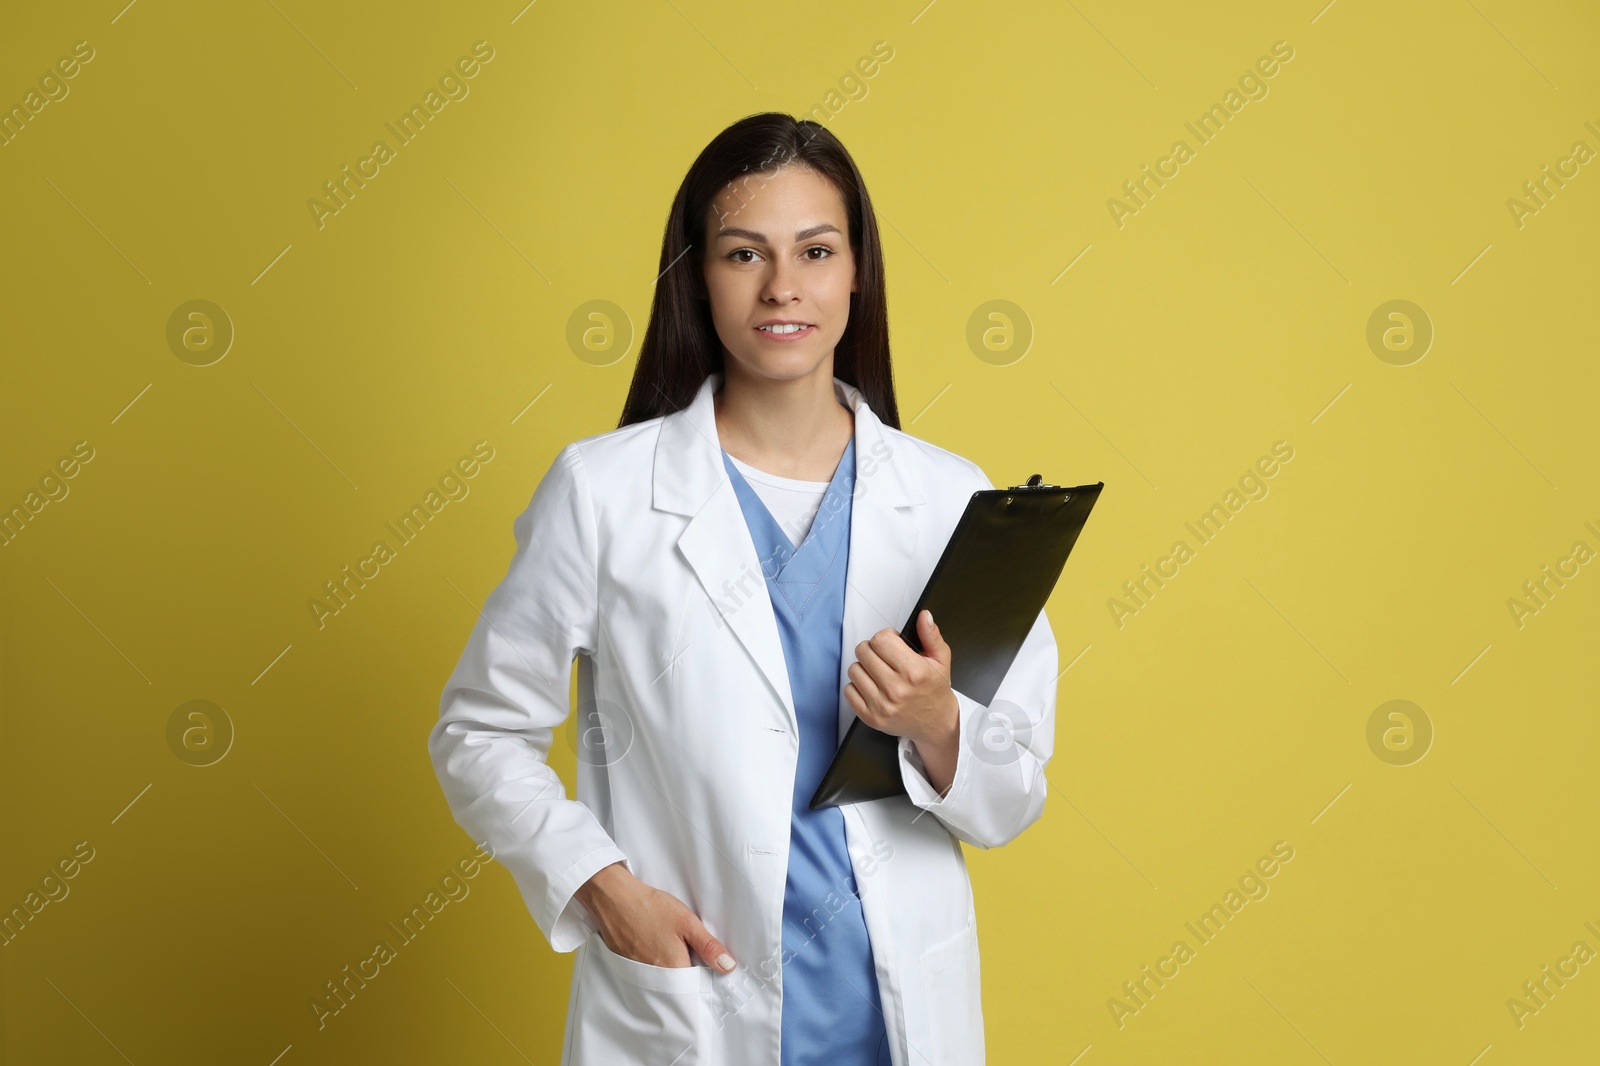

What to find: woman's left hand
left=845, top=609, right=960, bottom=752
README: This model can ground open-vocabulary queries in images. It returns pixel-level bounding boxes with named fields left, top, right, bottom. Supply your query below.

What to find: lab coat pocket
left=570, top=931, right=709, bottom=1064
left=918, top=923, right=984, bottom=1066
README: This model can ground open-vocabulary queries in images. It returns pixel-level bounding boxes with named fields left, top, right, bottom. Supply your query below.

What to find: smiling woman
left=430, top=112, right=1061, bottom=1066
left=617, top=115, right=896, bottom=436
left=699, top=166, right=863, bottom=481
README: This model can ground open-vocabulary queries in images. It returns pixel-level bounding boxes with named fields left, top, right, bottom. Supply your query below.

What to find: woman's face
left=701, top=164, right=858, bottom=385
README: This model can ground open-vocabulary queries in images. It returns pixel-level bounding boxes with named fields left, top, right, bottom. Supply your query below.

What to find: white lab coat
left=429, top=371, right=1058, bottom=1066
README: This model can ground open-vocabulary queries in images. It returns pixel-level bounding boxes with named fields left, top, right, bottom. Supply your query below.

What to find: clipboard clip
left=1009, top=474, right=1057, bottom=490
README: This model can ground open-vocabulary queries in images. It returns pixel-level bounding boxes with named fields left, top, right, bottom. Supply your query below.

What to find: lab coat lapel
left=657, top=373, right=798, bottom=734
left=653, top=371, right=925, bottom=748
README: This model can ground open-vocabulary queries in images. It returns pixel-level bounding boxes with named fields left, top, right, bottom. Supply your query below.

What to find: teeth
left=759, top=323, right=809, bottom=334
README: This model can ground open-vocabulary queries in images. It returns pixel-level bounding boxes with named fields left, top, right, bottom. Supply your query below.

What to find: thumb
left=919, top=609, right=952, bottom=668
left=687, top=917, right=737, bottom=972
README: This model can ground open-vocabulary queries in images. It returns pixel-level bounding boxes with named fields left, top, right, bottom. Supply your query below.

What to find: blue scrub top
left=721, top=435, right=893, bottom=1066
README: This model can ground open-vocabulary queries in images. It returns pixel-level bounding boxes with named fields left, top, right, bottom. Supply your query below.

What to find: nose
left=760, top=255, right=799, bottom=304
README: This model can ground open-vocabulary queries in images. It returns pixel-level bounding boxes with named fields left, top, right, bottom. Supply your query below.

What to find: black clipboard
left=808, top=475, right=1104, bottom=809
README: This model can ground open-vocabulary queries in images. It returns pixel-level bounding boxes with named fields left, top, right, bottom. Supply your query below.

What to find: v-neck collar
left=722, top=437, right=856, bottom=611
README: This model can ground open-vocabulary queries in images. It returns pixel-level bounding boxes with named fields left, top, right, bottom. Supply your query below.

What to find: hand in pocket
left=577, top=861, right=737, bottom=973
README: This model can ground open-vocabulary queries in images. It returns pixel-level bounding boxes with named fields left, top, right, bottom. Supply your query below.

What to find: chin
left=728, top=345, right=834, bottom=381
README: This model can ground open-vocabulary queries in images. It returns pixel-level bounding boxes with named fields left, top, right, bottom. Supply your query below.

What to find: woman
left=429, top=113, right=1059, bottom=1066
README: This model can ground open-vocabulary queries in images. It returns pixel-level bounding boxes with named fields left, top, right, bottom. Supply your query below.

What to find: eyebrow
left=714, top=223, right=842, bottom=243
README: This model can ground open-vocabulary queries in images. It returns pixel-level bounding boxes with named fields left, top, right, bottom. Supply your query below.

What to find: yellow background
left=3, top=0, right=1597, bottom=1063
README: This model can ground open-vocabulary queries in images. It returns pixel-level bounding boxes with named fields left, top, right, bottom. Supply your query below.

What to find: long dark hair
left=615, top=112, right=899, bottom=430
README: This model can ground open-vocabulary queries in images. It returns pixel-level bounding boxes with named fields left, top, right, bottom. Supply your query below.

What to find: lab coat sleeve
left=428, top=442, right=629, bottom=953
left=895, top=465, right=1060, bottom=849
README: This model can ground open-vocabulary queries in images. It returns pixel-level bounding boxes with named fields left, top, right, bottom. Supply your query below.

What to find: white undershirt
left=727, top=454, right=830, bottom=548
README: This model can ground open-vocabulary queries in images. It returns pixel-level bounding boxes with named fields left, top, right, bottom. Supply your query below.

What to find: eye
left=726, top=245, right=837, bottom=264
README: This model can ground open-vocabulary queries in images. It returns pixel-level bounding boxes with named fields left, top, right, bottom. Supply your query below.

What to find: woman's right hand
left=575, top=861, right=738, bottom=973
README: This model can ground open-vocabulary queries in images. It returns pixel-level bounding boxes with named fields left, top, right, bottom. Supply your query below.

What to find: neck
left=713, top=360, right=855, bottom=480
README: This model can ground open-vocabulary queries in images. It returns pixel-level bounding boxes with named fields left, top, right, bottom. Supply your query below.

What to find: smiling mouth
left=755, top=323, right=815, bottom=337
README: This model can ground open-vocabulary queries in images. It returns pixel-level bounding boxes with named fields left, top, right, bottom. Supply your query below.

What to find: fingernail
left=717, top=953, right=736, bottom=971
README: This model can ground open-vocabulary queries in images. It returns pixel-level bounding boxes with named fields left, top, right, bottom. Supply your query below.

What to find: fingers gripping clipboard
left=809, top=476, right=1104, bottom=810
